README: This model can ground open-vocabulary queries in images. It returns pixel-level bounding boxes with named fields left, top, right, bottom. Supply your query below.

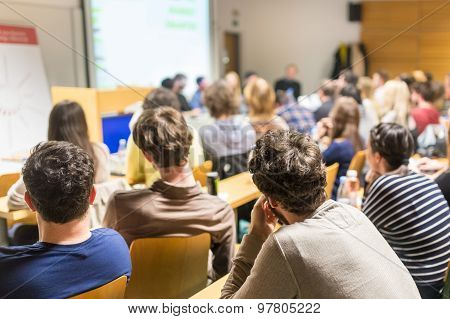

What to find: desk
left=190, top=275, right=229, bottom=299
left=206, top=172, right=261, bottom=209
left=0, top=197, right=36, bottom=246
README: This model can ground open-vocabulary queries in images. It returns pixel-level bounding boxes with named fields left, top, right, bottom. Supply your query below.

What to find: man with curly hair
left=0, top=141, right=131, bottom=298
left=221, top=130, right=420, bottom=299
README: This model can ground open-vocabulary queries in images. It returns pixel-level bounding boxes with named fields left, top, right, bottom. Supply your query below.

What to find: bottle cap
left=207, top=172, right=219, bottom=178
left=346, top=170, right=357, bottom=178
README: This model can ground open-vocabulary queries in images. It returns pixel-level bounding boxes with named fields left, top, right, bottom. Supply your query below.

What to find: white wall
left=214, top=0, right=361, bottom=94
left=0, top=0, right=86, bottom=87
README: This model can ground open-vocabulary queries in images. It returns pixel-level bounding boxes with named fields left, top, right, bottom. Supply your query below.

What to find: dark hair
left=48, top=100, right=97, bottom=170
left=340, top=84, right=362, bottom=104
left=204, top=79, right=238, bottom=118
left=399, top=73, right=415, bottom=88
left=369, top=123, right=415, bottom=170
left=196, top=76, right=205, bottom=85
left=133, top=107, right=192, bottom=168
left=23, top=141, right=94, bottom=224
left=319, top=80, right=336, bottom=98
left=412, top=82, right=434, bottom=102
left=430, top=80, right=445, bottom=103
left=342, top=70, right=358, bottom=85
left=173, top=73, right=187, bottom=81
left=249, top=130, right=327, bottom=216
left=142, top=87, right=180, bottom=111
left=375, top=69, right=390, bottom=83
left=161, top=78, right=174, bottom=89
left=330, top=97, right=363, bottom=152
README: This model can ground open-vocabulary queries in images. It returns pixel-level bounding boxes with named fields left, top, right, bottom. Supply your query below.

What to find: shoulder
left=108, top=188, right=156, bottom=211
left=92, top=142, right=111, bottom=158
left=195, top=192, right=234, bottom=215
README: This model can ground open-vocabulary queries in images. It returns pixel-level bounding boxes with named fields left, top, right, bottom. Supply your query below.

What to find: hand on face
left=248, top=196, right=278, bottom=242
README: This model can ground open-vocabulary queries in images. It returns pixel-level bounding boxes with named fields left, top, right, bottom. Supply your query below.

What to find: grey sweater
left=221, top=200, right=421, bottom=299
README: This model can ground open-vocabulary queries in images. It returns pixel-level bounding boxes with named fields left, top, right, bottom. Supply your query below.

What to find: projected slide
left=89, top=0, right=210, bottom=92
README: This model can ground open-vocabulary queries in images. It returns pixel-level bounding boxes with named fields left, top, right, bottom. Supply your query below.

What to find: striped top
left=363, top=171, right=450, bottom=285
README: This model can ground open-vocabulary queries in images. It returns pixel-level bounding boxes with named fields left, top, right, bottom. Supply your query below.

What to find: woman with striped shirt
left=363, top=123, right=450, bottom=299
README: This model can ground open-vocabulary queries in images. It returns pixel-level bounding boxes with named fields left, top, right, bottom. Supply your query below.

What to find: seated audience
left=104, top=107, right=235, bottom=280
left=378, top=79, right=411, bottom=127
left=225, top=71, right=247, bottom=114
left=244, top=77, right=288, bottom=139
left=372, top=69, right=390, bottom=105
left=317, top=97, right=363, bottom=198
left=314, top=80, right=336, bottom=122
left=172, top=73, right=191, bottom=112
left=274, top=63, right=302, bottom=100
left=411, top=82, right=441, bottom=135
left=0, top=141, right=131, bottom=298
left=190, top=76, right=208, bottom=111
left=221, top=130, right=420, bottom=299
left=200, top=80, right=256, bottom=178
left=276, top=91, right=315, bottom=134
left=125, top=88, right=204, bottom=186
left=7, top=100, right=110, bottom=210
left=363, top=123, right=450, bottom=299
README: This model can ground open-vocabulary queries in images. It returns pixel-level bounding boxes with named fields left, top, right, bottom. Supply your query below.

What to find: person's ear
left=24, top=192, right=36, bottom=211
left=143, top=152, right=154, bottom=164
left=266, top=196, right=279, bottom=209
left=374, top=152, right=382, bottom=164
left=89, top=186, right=96, bottom=205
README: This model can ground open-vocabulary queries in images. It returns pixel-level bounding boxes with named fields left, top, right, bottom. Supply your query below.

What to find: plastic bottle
left=336, top=170, right=360, bottom=207
left=117, top=139, right=127, bottom=158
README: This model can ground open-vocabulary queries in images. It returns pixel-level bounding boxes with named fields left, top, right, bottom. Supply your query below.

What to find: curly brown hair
left=204, top=79, right=238, bottom=118
left=133, top=107, right=192, bottom=168
left=248, top=130, right=327, bottom=216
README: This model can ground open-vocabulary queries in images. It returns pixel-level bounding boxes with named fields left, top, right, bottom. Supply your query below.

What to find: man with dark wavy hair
left=0, top=141, right=131, bottom=299
left=221, top=130, right=420, bottom=299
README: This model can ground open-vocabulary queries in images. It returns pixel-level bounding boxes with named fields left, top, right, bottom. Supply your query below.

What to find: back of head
left=411, top=81, right=434, bottom=102
left=23, top=141, right=94, bottom=224
left=248, top=130, right=326, bottom=216
left=319, top=80, right=336, bottom=98
left=48, top=100, right=96, bottom=166
left=204, top=79, right=238, bottom=118
left=142, top=87, right=180, bottom=111
left=369, top=123, right=414, bottom=170
left=133, top=107, right=192, bottom=168
left=244, top=77, right=276, bottom=117
left=161, top=78, right=174, bottom=90
left=342, top=70, right=358, bottom=86
left=357, top=76, right=375, bottom=99
left=340, top=84, right=362, bottom=105
left=412, top=70, right=428, bottom=83
left=330, top=97, right=363, bottom=151
left=375, top=69, right=390, bottom=83
left=430, top=80, right=445, bottom=105
left=381, top=80, right=410, bottom=115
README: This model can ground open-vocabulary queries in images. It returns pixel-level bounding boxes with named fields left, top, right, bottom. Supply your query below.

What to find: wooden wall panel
left=361, top=1, right=450, bottom=81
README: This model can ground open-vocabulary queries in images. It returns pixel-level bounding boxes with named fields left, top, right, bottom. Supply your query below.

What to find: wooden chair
left=70, top=276, right=127, bottom=299
left=125, top=233, right=211, bottom=299
left=0, top=173, right=20, bottom=197
left=325, top=163, right=339, bottom=200
left=192, top=160, right=212, bottom=187
left=349, top=150, right=366, bottom=176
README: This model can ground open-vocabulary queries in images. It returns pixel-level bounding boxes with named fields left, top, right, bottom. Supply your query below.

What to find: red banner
left=0, top=24, right=38, bottom=45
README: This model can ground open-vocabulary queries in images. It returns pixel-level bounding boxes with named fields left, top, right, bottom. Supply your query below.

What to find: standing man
left=274, top=63, right=302, bottom=100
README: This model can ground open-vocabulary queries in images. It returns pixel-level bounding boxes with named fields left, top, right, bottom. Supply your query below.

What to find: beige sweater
left=221, top=200, right=421, bottom=299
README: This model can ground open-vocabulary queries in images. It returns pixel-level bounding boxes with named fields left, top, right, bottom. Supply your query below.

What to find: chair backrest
left=443, top=261, right=450, bottom=299
left=70, top=276, right=127, bottom=299
left=125, top=233, right=211, bottom=299
left=0, top=173, right=20, bottom=197
left=325, top=163, right=339, bottom=200
left=349, top=150, right=366, bottom=176
left=192, top=160, right=213, bottom=187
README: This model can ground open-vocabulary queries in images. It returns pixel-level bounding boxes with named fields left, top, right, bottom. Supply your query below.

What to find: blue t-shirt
left=322, top=139, right=355, bottom=199
left=0, top=228, right=131, bottom=299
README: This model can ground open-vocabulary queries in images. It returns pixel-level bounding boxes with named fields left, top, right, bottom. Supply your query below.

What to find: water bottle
left=336, top=170, right=360, bottom=207
left=117, top=139, right=127, bottom=160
